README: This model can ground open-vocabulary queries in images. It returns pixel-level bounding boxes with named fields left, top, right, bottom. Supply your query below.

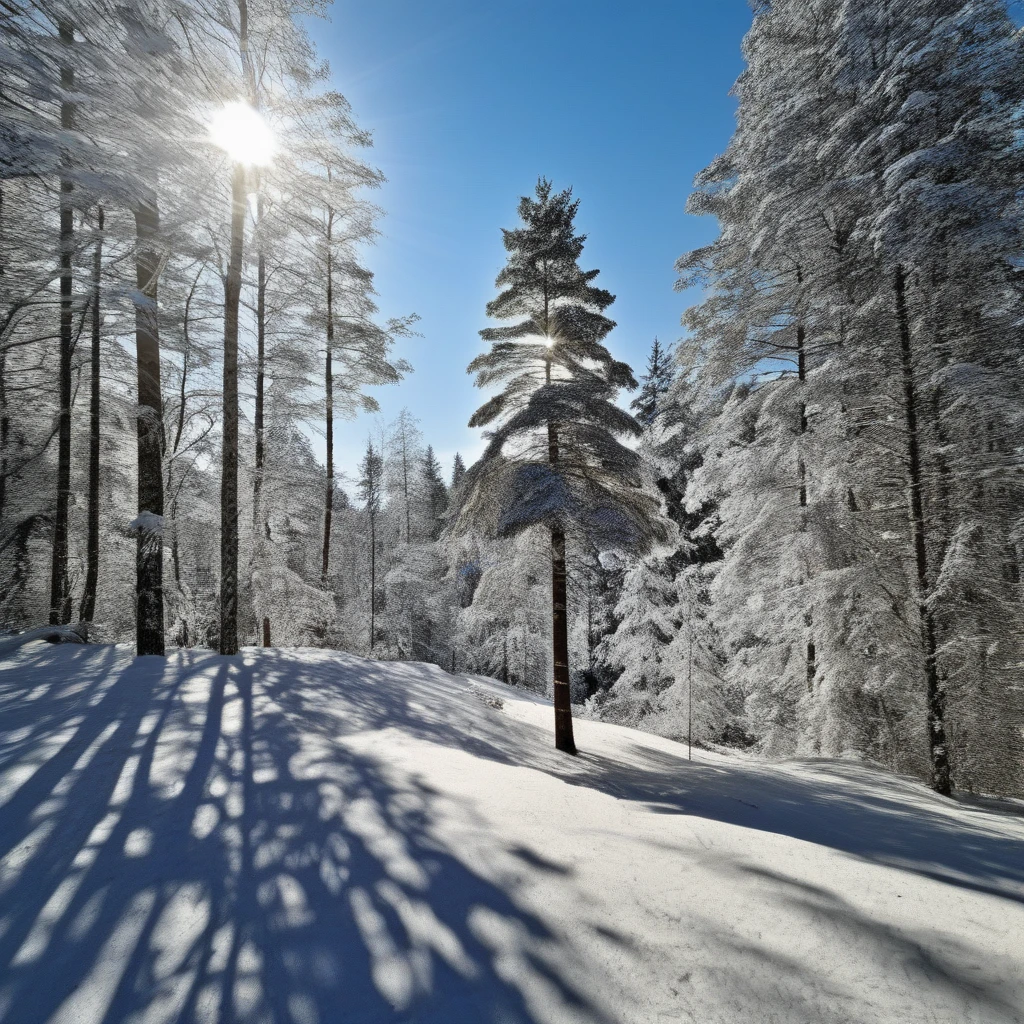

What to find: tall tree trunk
left=586, top=574, right=595, bottom=675
left=252, top=196, right=271, bottom=646
left=548, top=421, right=577, bottom=754
left=796, top=266, right=816, bottom=694
left=253, top=194, right=266, bottom=531
left=134, top=197, right=165, bottom=656
left=321, top=225, right=334, bottom=585
left=49, top=18, right=75, bottom=626
left=79, top=206, right=103, bottom=623
left=219, top=164, right=245, bottom=655
left=895, top=264, right=950, bottom=796
left=0, top=344, right=7, bottom=535
left=171, top=495, right=181, bottom=590
left=799, top=324, right=815, bottom=692
left=402, top=432, right=410, bottom=543
left=369, top=515, right=375, bottom=652
left=0, top=185, right=7, bottom=531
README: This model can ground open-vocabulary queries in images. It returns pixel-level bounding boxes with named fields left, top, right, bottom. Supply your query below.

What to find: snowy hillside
left=0, top=644, right=1022, bottom=1024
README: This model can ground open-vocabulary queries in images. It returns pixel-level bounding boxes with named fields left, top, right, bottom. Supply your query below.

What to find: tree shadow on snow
left=267, top=650, right=1024, bottom=914
left=0, top=646, right=615, bottom=1024
left=673, top=864, right=1024, bottom=1024
left=561, top=741, right=1024, bottom=910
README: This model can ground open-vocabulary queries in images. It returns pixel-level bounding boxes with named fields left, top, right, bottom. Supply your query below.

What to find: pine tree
left=451, top=452, right=466, bottom=490
left=630, top=338, right=674, bottom=428
left=457, top=179, right=664, bottom=754
left=421, top=445, right=448, bottom=542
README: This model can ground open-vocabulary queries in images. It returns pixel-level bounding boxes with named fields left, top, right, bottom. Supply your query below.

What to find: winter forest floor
left=0, top=645, right=1022, bottom=1024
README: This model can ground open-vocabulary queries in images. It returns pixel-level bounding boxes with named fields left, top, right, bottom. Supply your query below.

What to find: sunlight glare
left=209, top=101, right=275, bottom=167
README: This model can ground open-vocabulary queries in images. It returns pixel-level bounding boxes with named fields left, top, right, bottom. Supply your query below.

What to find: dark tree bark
left=79, top=206, right=103, bottom=623
left=253, top=196, right=271, bottom=648
left=548, top=420, right=577, bottom=755
left=796, top=266, right=816, bottom=693
left=541, top=272, right=577, bottom=754
left=895, top=264, right=950, bottom=796
left=49, top=18, right=75, bottom=626
left=550, top=525, right=576, bottom=754
left=799, top=320, right=815, bottom=692
left=0, top=344, right=7, bottom=534
left=321, top=213, right=334, bottom=586
left=253, top=195, right=266, bottom=531
left=219, top=164, right=245, bottom=655
left=369, top=514, right=376, bottom=652
left=134, top=197, right=165, bottom=656
left=0, top=186, right=7, bottom=531
left=401, top=432, right=411, bottom=544
left=171, top=495, right=181, bottom=591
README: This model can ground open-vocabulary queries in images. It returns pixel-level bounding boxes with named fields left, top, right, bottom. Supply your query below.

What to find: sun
left=209, top=101, right=275, bottom=167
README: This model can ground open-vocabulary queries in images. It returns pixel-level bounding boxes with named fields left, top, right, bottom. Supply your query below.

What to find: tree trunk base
left=553, top=682, right=577, bottom=755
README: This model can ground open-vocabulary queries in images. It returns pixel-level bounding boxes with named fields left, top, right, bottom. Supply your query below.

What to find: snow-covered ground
left=0, top=645, right=1022, bottom=1024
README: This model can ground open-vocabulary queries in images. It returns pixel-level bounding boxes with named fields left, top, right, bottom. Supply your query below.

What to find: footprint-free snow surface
left=1, top=645, right=1022, bottom=1024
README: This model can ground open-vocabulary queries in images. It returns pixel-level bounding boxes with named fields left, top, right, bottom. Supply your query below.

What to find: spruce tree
left=451, top=452, right=466, bottom=490
left=457, top=179, right=663, bottom=754
left=630, top=338, right=674, bottom=427
left=422, top=445, right=448, bottom=541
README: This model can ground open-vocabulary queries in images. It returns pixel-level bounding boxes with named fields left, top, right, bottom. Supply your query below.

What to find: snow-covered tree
left=679, top=0, right=1024, bottom=794
left=420, top=445, right=448, bottom=542
left=451, top=451, right=466, bottom=490
left=597, top=553, right=676, bottom=720
left=456, top=179, right=664, bottom=753
left=630, top=337, right=674, bottom=428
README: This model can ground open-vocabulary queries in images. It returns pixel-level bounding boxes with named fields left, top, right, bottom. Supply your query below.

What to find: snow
left=128, top=511, right=165, bottom=538
left=0, top=645, right=1022, bottom=1024
left=0, top=625, right=88, bottom=658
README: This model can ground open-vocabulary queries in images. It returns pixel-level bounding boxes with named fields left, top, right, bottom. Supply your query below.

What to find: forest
left=2, top=0, right=1023, bottom=804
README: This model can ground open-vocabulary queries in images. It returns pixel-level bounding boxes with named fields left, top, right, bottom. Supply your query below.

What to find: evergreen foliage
left=455, top=178, right=665, bottom=753
left=1, top=0, right=1021, bottom=799
left=630, top=337, right=675, bottom=428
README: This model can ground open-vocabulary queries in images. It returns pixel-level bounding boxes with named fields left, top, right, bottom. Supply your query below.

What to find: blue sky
left=316, top=0, right=753, bottom=490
